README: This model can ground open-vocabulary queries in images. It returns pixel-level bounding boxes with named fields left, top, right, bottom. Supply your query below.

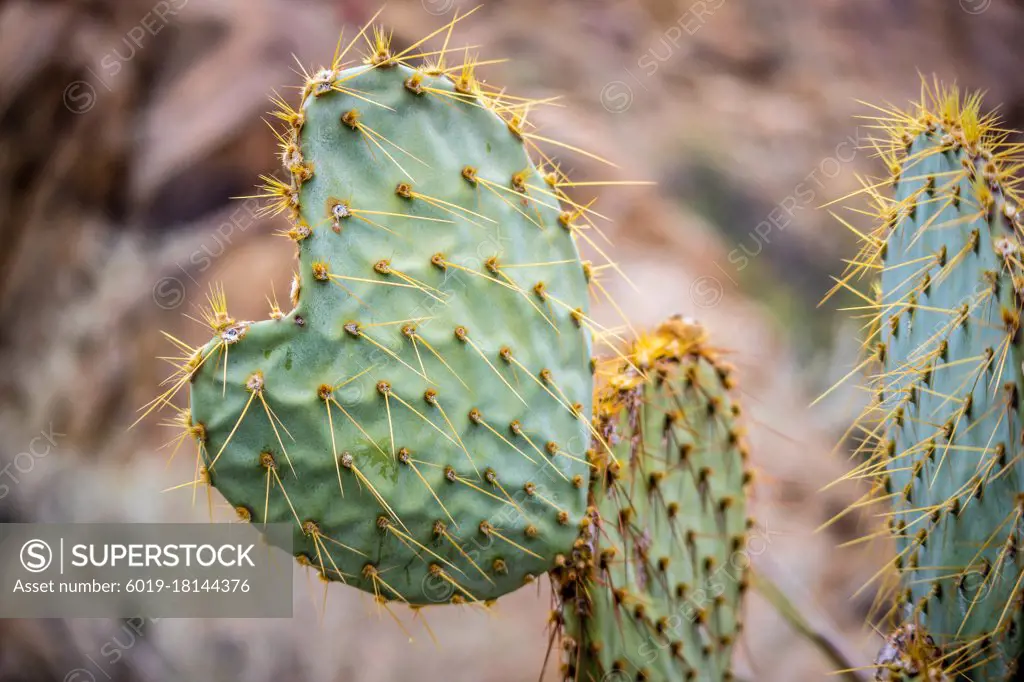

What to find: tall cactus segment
left=147, top=16, right=623, bottom=606
left=828, top=83, right=1024, bottom=679
left=553, top=317, right=751, bottom=681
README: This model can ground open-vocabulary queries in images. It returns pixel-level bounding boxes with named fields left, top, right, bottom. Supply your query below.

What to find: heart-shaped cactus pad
left=168, top=36, right=598, bottom=606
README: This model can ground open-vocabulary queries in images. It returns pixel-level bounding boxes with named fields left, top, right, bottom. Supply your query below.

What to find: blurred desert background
left=3, top=0, right=1024, bottom=680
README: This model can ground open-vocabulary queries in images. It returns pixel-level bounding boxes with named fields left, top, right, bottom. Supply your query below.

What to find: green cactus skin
left=832, top=86, right=1024, bottom=680
left=553, top=318, right=751, bottom=682
left=182, top=34, right=595, bottom=606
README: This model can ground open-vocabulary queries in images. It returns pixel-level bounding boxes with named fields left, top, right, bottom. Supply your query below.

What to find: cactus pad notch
left=144, top=13, right=641, bottom=607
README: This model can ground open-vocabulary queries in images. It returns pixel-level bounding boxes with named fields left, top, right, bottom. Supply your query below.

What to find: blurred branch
left=753, top=567, right=871, bottom=682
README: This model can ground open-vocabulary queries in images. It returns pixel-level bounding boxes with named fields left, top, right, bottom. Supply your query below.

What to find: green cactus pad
left=554, top=318, right=751, bottom=681
left=181, top=34, right=595, bottom=605
left=830, top=85, right=1024, bottom=680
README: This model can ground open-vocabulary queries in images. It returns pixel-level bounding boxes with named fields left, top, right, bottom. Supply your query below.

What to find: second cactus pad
left=554, top=318, right=751, bottom=681
left=186, top=33, right=594, bottom=605
left=831, top=84, right=1024, bottom=679
left=879, top=94, right=1024, bottom=679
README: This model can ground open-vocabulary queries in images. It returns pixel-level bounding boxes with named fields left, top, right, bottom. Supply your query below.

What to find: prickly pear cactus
left=829, top=84, right=1024, bottom=679
left=152, top=22, right=603, bottom=605
left=553, top=317, right=751, bottom=681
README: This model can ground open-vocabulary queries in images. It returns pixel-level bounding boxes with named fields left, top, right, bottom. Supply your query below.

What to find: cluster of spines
left=873, top=624, right=951, bottom=681
left=824, top=80, right=1024, bottom=679
left=552, top=317, right=753, bottom=681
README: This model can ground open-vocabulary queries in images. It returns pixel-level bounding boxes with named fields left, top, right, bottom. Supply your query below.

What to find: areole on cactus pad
left=145, top=16, right=624, bottom=606
left=873, top=625, right=950, bottom=682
